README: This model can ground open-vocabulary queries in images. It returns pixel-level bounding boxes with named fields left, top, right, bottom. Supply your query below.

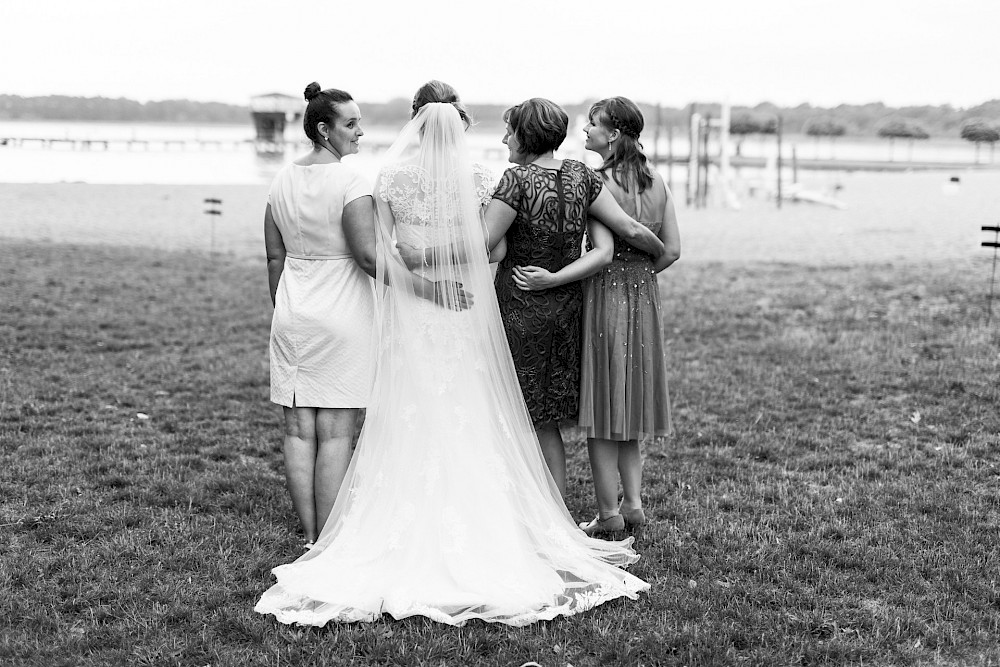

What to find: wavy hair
left=589, top=97, right=653, bottom=193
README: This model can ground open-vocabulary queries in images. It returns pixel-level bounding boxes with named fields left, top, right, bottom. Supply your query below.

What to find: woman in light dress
left=577, top=96, right=681, bottom=535
left=255, top=82, right=648, bottom=626
left=264, top=83, right=376, bottom=546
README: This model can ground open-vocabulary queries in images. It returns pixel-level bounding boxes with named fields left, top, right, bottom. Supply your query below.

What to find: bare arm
left=653, top=184, right=681, bottom=273
left=263, top=204, right=285, bottom=306
left=489, top=235, right=508, bottom=264
left=512, top=220, right=613, bottom=291
left=397, top=196, right=517, bottom=270
left=375, top=186, right=473, bottom=310
left=588, top=188, right=665, bottom=257
left=343, top=195, right=377, bottom=279
left=484, top=198, right=517, bottom=252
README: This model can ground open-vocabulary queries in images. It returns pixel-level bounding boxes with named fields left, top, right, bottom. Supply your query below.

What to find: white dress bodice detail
left=378, top=162, right=494, bottom=249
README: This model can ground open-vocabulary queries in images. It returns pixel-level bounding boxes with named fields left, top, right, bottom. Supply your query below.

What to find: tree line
left=2, top=94, right=998, bottom=144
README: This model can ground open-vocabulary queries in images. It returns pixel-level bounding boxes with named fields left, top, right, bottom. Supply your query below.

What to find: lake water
left=0, top=120, right=513, bottom=185
left=1, top=119, right=994, bottom=185
left=1, top=120, right=998, bottom=266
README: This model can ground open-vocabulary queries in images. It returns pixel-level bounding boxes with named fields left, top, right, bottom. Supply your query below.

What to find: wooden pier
left=0, top=136, right=269, bottom=151
left=0, top=135, right=400, bottom=154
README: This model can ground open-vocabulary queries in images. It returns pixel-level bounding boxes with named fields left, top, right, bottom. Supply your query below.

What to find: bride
left=254, top=83, right=649, bottom=626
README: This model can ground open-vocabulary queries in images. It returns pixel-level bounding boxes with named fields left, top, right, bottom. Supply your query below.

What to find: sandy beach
left=0, top=169, right=996, bottom=266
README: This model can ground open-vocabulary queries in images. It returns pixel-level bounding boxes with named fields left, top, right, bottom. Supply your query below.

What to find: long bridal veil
left=255, top=103, right=649, bottom=627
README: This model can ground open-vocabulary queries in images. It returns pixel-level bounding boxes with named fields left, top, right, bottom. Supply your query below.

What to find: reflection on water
left=3, top=119, right=991, bottom=186
left=0, top=120, right=515, bottom=185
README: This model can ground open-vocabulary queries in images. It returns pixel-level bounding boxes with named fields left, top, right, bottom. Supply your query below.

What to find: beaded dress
left=578, top=175, right=672, bottom=440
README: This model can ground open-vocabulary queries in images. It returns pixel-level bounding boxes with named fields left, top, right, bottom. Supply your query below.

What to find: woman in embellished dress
left=255, top=83, right=648, bottom=627
left=577, top=96, right=681, bottom=535
left=264, top=83, right=377, bottom=545
left=486, top=98, right=666, bottom=498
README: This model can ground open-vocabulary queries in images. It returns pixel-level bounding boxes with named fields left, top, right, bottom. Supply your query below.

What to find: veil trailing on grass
left=254, top=103, right=649, bottom=627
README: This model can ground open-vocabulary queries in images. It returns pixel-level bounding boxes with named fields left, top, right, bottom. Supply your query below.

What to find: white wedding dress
left=254, top=103, right=649, bottom=626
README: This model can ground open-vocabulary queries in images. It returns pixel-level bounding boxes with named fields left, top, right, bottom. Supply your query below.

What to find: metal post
left=983, top=224, right=1000, bottom=323
left=667, top=124, right=674, bottom=194
left=719, top=101, right=732, bottom=208
left=701, top=113, right=711, bottom=208
left=204, top=198, right=223, bottom=255
left=776, top=116, right=783, bottom=209
left=687, top=108, right=700, bottom=208
left=653, top=103, right=662, bottom=164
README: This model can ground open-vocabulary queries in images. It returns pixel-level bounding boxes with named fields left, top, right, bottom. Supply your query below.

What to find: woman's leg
left=587, top=438, right=622, bottom=519
left=282, top=406, right=319, bottom=542
left=313, top=407, right=358, bottom=535
left=617, top=439, right=643, bottom=513
left=536, top=424, right=567, bottom=497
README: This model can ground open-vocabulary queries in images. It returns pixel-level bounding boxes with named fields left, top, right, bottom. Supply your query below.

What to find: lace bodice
left=377, top=162, right=495, bottom=247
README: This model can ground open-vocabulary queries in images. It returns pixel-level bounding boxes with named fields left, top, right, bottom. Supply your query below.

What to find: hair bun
left=304, top=82, right=322, bottom=101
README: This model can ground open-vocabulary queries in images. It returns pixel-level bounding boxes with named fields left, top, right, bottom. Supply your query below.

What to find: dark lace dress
left=492, top=160, right=603, bottom=426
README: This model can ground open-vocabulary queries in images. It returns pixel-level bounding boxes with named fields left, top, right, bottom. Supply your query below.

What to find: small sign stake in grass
left=204, top=198, right=222, bottom=255
left=983, top=223, right=1000, bottom=323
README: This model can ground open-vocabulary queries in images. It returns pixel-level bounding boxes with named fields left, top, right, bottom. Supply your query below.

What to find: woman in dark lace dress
left=484, top=98, right=665, bottom=497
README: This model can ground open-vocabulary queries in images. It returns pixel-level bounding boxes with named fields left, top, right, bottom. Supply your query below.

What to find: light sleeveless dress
left=267, top=161, right=375, bottom=408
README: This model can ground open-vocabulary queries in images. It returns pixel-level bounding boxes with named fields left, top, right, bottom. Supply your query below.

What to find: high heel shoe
left=579, top=513, right=625, bottom=536
left=620, top=507, right=646, bottom=529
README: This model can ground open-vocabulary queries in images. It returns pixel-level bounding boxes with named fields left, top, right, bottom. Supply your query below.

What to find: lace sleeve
left=376, top=165, right=396, bottom=203
left=491, top=167, right=521, bottom=210
left=374, top=167, right=397, bottom=231
left=472, top=163, right=497, bottom=208
left=583, top=163, right=603, bottom=206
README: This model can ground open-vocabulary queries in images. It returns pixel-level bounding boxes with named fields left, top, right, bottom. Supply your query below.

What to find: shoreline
left=1, top=171, right=996, bottom=266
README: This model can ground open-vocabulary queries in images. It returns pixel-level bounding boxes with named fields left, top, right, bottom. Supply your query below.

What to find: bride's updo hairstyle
left=302, top=81, right=354, bottom=145
left=411, top=80, right=472, bottom=129
left=503, top=98, right=568, bottom=156
left=589, top=96, right=654, bottom=193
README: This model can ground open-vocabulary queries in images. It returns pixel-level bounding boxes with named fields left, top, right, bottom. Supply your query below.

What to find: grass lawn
left=1, top=241, right=998, bottom=666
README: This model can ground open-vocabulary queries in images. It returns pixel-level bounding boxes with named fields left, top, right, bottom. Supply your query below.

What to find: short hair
left=302, top=82, right=354, bottom=145
left=503, top=98, right=568, bottom=155
left=412, top=80, right=472, bottom=128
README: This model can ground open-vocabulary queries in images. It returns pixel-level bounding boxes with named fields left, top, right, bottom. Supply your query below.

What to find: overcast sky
left=3, top=0, right=997, bottom=109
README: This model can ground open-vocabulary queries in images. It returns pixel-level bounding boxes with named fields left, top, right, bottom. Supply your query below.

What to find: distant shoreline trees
left=728, top=111, right=777, bottom=156
left=960, top=117, right=1000, bottom=163
left=876, top=117, right=930, bottom=161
